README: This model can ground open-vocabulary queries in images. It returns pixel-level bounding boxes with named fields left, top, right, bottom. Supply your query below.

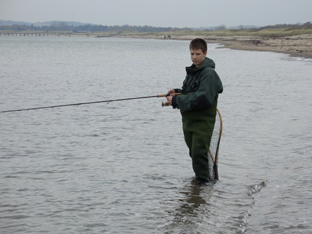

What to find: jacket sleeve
left=173, top=68, right=223, bottom=111
left=174, top=88, right=182, bottom=93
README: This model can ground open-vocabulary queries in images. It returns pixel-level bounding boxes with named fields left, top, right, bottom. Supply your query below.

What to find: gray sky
left=0, top=0, right=311, bottom=28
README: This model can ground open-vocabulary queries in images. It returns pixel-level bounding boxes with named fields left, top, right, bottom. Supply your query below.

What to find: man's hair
left=189, top=38, right=207, bottom=53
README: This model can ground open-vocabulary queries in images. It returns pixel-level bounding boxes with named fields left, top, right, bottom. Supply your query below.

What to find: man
left=166, top=38, right=223, bottom=182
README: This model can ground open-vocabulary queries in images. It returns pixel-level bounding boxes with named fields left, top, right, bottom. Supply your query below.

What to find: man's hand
left=167, top=89, right=175, bottom=96
left=166, top=95, right=173, bottom=105
left=166, top=89, right=176, bottom=106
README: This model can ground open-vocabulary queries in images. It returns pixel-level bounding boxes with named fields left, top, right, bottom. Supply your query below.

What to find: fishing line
left=0, top=94, right=175, bottom=114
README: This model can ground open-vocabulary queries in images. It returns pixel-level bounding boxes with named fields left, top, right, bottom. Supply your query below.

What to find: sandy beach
left=171, top=34, right=312, bottom=58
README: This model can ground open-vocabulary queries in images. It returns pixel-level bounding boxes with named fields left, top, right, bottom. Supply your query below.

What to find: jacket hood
left=186, top=57, right=215, bottom=74
left=201, top=57, right=216, bottom=69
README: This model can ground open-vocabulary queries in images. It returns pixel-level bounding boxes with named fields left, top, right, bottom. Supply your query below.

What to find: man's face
left=190, top=48, right=207, bottom=67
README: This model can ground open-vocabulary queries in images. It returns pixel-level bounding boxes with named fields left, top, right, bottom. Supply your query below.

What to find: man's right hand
left=167, top=89, right=175, bottom=96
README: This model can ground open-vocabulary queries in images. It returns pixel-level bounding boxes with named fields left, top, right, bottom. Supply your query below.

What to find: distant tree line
left=260, top=22, right=312, bottom=29
left=0, top=21, right=311, bottom=32
left=0, top=22, right=185, bottom=32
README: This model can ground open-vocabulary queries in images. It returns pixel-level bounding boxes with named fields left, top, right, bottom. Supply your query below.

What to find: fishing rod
left=0, top=93, right=180, bottom=114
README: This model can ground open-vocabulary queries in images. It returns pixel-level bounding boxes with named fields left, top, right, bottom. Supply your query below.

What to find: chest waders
left=181, top=98, right=217, bottom=182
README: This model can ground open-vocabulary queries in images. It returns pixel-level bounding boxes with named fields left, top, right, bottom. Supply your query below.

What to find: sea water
left=0, top=36, right=311, bottom=233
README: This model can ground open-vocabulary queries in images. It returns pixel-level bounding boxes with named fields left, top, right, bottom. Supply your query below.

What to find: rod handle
left=157, top=93, right=181, bottom=98
left=156, top=94, right=167, bottom=98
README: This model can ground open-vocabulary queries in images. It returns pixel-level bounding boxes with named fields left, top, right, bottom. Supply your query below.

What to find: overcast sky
left=0, top=0, right=311, bottom=28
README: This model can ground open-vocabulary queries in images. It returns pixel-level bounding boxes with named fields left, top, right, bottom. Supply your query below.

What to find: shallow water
left=0, top=36, right=311, bottom=233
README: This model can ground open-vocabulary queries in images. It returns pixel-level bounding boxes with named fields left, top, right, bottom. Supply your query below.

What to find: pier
left=0, top=32, right=89, bottom=37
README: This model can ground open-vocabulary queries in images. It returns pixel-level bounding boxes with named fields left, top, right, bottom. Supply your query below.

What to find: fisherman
left=166, top=38, right=223, bottom=182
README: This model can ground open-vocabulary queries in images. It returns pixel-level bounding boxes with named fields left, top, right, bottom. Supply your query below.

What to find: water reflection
left=164, top=179, right=215, bottom=233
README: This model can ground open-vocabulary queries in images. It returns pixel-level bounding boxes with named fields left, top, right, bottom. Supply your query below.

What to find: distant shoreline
left=111, top=34, right=312, bottom=59
left=1, top=31, right=311, bottom=58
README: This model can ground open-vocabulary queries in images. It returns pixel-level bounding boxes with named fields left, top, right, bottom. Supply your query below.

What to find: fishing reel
left=161, top=102, right=170, bottom=107
left=162, top=93, right=181, bottom=106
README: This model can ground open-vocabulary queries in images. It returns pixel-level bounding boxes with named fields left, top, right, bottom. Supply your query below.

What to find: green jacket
left=172, top=57, right=223, bottom=112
